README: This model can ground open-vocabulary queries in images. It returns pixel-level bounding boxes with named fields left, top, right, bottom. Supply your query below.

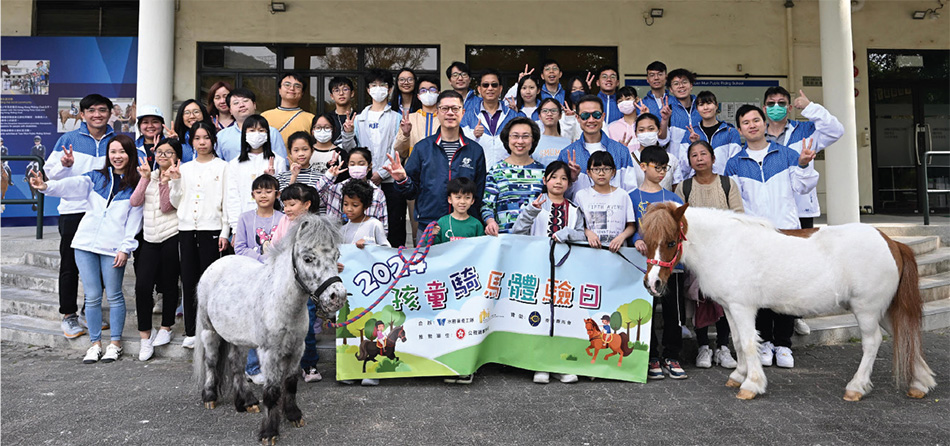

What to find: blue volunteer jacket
left=44, top=122, right=125, bottom=215
left=395, top=132, right=486, bottom=226
left=460, top=102, right=518, bottom=167
left=677, top=121, right=743, bottom=179
left=539, top=84, right=566, bottom=105
left=598, top=92, right=622, bottom=125
left=557, top=131, right=639, bottom=198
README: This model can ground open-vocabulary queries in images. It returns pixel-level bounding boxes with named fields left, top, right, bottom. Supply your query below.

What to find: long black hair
left=189, top=122, right=219, bottom=158
left=174, top=99, right=214, bottom=140
left=100, top=134, right=141, bottom=190
left=515, top=74, right=542, bottom=111
left=238, top=114, right=275, bottom=162
left=389, top=67, right=422, bottom=114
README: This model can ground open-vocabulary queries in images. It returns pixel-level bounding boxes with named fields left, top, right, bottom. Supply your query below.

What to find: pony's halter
left=645, top=222, right=687, bottom=270
left=291, top=244, right=343, bottom=316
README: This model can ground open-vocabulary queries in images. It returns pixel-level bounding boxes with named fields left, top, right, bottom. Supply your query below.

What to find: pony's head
left=641, top=202, right=689, bottom=298
left=282, top=214, right=348, bottom=318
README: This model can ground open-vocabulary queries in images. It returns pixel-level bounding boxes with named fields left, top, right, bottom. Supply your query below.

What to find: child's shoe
left=533, top=372, right=550, bottom=384
left=696, top=345, right=713, bottom=368
left=663, top=358, right=688, bottom=379
left=361, top=379, right=379, bottom=386
left=648, top=359, right=665, bottom=380
left=555, top=374, right=579, bottom=383
left=775, top=346, right=795, bottom=368
left=714, top=345, right=738, bottom=369
left=759, top=341, right=774, bottom=366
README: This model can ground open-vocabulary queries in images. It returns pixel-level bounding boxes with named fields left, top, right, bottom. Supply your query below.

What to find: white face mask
left=348, top=165, right=368, bottom=179
left=369, top=86, right=389, bottom=103
left=618, top=100, right=636, bottom=115
left=313, top=129, right=333, bottom=143
left=637, top=131, right=659, bottom=147
left=419, top=91, right=438, bottom=107
left=245, top=131, right=268, bottom=149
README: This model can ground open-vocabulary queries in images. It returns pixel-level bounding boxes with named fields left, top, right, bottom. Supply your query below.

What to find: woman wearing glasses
left=389, top=68, right=423, bottom=115
left=532, top=98, right=572, bottom=167
left=170, top=99, right=214, bottom=163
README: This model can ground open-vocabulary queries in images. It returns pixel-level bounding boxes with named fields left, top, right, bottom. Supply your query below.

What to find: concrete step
left=892, top=235, right=941, bottom=256
left=0, top=285, right=154, bottom=334
left=21, top=250, right=61, bottom=270
left=1, top=263, right=136, bottom=296
left=921, top=270, right=950, bottom=303
left=916, top=247, right=950, bottom=277
left=877, top=224, right=950, bottom=248
left=796, top=298, right=950, bottom=346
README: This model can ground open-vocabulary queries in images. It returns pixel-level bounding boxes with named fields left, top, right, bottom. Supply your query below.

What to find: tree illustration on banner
left=377, top=305, right=407, bottom=329
left=609, top=311, right=623, bottom=333
left=347, top=308, right=375, bottom=340
left=627, top=299, right=653, bottom=342
left=337, top=300, right=354, bottom=344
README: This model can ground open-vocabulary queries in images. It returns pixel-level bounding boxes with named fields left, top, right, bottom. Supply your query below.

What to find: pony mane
left=641, top=202, right=681, bottom=241
left=269, top=214, right=343, bottom=257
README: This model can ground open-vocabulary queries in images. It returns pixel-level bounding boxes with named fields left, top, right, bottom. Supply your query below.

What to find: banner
left=335, top=235, right=654, bottom=383
left=1, top=37, right=137, bottom=225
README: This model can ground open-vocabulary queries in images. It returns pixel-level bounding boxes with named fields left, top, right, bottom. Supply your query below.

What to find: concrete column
left=135, top=0, right=175, bottom=131
left=819, top=0, right=860, bottom=224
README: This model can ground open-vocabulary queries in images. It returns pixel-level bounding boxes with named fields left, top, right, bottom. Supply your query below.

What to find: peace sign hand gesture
left=585, top=71, right=595, bottom=90
left=688, top=125, right=700, bottom=143
left=660, top=96, right=672, bottom=122
left=798, top=138, right=817, bottom=167
left=634, top=98, right=649, bottom=115
left=60, top=144, right=75, bottom=168
left=382, top=152, right=405, bottom=182
left=620, top=133, right=634, bottom=148
left=567, top=149, right=581, bottom=182
left=400, top=109, right=412, bottom=136
left=563, top=103, right=576, bottom=117
left=264, top=156, right=276, bottom=175
left=28, top=170, right=48, bottom=191
left=326, top=151, right=347, bottom=178
left=518, top=64, right=535, bottom=81
left=505, top=97, right=518, bottom=110
left=793, top=89, right=811, bottom=110
left=137, top=156, right=151, bottom=178
left=531, top=193, right=547, bottom=209
left=162, top=124, right=178, bottom=140
left=166, top=160, right=182, bottom=180
left=343, top=111, right=356, bottom=133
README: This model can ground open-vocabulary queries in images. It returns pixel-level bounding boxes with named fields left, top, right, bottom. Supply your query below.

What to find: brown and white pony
left=640, top=202, right=935, bottom=401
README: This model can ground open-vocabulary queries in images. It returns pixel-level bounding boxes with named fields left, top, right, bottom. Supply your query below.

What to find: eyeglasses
left=579, top=111, right=603, bottom=120
left=155, top=151, right=176, bottom=158
left=600, top=74, right=618, bottom=80
left=182, top=110, right=203, bottom=117
left=765, top=101, right=788, bottom=107
left=543, top=66, right=560, bottom=73
left=85, top=107, right=110, bottom=114
left=419, top=87, right=439, bottom=94
left=313, top=126, right=333, bottom=131
left=331, top=87, right=351, bottom=94
left=480, top=82, right=500, bottom=89
left=438, top=105, right=462, bottom=114
left=670, top=81, right=691, bottom=88
left=281, top=82, right=304, bottom=90
left=509, top=133, right=532, bottom=141
left=397, top=77, right=414, bottom=84
left=540, top=108, right=560, bottom=115
left=589, top=167, right=614, bottom=174
left=646, top=163, right=671, bottom=173
left=450, top=72, right=470, bottom=79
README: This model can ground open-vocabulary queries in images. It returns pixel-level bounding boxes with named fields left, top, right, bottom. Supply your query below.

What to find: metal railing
left=1, top=155, right=45, bottom=239
left=922, top=150, right=950, bottom=226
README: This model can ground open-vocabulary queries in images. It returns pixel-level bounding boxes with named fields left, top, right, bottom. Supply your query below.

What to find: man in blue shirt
left=215, top=89, right=287, bottom=162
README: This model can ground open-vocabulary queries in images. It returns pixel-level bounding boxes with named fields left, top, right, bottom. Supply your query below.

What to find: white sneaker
left=555, top=374, right=579, bottom=383
left=714, top=346, right=738, bottom=369
left=245, top=372, right=266, bottom=385
left=302, top=367, right=322, bottom=383
left=533, top=372, right=550, bottom=384
left=153, top=329, right=172, bottom=346
left=794, top=319, right=811, bottom=335
left=152, top=296, right=163, bottom=314
left=181, top=336, right=196, bottom=349
left=696, top=345, right=713, bottom=368
left=101, top=344, right=123, bottom=363
left=775, top=346, right=795, bottom=368
left=82, top=344, right=102, bottom=364
left=361, top=378, right=379, bottom=386
left=139, top=330, right=156, bottom=361
left=759, top=341, right=775, bottom=367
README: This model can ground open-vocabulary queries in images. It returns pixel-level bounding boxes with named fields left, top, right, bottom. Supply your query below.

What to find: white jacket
left=353, top=105, right=400, bottom=183
left=510, top=194, right=586, bottom=242
left=226, top=152, right=287, bottom=230
left=140, top=170, right=178, bottom=243
left=169, top=158, right=229, bottom=238
left=43, top=170, right=143, bottom=256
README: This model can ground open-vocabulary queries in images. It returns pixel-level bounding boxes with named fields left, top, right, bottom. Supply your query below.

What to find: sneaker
left=82, top=344, right=102, bottom=364
left=444, top=374, right=474, bottom=384
left=78, top=312, right=109, bottom=330
left=361, top=378, right=379, bottom=386
left=152, top=296, right=163, bottom=314
left=555, top=374, right=579, bottom=383
left=648, top=359, right=665, bottom=380
left=759, top=341, right=775, bottom=367
left=533, top=372, right=550, bottom=384
left=339, top=380, right=355, bottom=385
left=775, top=346, right=795, bottom=368
left=714, top=346, right=738, bottom=369
left=138, top=330, right=156, bottom=361
left=302, top=366, right=322, bottom=383
left=101, top=344, right=122, bottom=363
left=153, top=329, right=172, bottom=346
left=663, top=358, right=688, bottom=379
left=681, top=325, right=695, bottom=339
left=696, top=345, right=713, bottom=368
left=181, top=336, right=196, bottom=349
left=62, top=314, right=86, bottom=339
left=245, top=372, right=266, bottom=385
left=175, top=303, right=184, bottom=318
left=794, top=319, right=811, bottom=336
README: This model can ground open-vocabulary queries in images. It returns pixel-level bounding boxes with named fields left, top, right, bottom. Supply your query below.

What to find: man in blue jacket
left=44, top=94, right=115, bottom=339
left=386, top=91, right=486, bottom=242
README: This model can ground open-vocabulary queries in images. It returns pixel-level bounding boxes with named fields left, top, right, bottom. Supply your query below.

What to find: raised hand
left=60, top=144, right=75, bottom=168
left=660, top=96, right=672, bottom=123
left=166, top=159, right=181, bottom=180
left=798, top=138, right=816, bottom=166
left=620, top=133, right=634, bottom=147
left=518, top=64, right=534, bottom=81
left=563, top=103, right=575, bottom=117
left=474, top=121, right=485, bottom=139
left=265, top=156, right=276, bottom=175
left=688, top=125, right=700, bottom=143
left=163, top=124, right=178, bottom=140
left=28, top=170, right=47, bottom=191
left=382, top=152, right=405, bottom=182
left=505, top=97, right=517, bottom=110
left=326, top=152, right=347, bottom=178
left=137, top=156, right=151, bottom=177
left=793, top=89, right=811, bottom=110
left=531, top=194, right=547, bottom=209
left=585, top=71, right=595, bottom=89
left=634, top=98, right=649, bottom=115
left=343, top=111, right=356, bottom=133
left=400, top=109, right=412, bottom=136
left=567, top=149, right=581, bottom=182
left=290, top=161, right=302, bottom=175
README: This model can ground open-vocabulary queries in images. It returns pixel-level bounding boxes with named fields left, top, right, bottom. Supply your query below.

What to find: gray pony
left=193, top=214, right=347, bottom=444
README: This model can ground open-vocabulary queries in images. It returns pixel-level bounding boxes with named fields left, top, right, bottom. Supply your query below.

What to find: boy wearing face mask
left=393, top=76, right=442, bottom=159
left=354, top=68, right=404, bottom=247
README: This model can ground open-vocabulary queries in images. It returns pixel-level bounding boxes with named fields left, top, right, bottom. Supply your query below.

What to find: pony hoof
left=725, top=378, right=742, bottom=388
left=246, top=404, right=260, bottom=413
left=261, top=437, right=278, bottom=445
left=204, top=401, right=216, bottom=409
left=843, top=390, right=863, bottom=402
left=292, top=419, right=306, bottom=428
left=736, top=389, right=757, bottom=400
left=907, top=388, right=927, bottom=399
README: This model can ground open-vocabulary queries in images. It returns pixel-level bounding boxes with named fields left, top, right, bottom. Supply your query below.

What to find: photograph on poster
left=56, top=97, right=136, bottom=133
left=1, top=60, right=49, bottom=95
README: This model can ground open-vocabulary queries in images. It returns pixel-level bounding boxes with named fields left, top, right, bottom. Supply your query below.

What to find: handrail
left=922, top=150, right=950, bottom=226
left=1, top=155, right=45, bottom=239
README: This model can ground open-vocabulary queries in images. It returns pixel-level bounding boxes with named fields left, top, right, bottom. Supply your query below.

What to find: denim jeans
left=75, top=249, right=126, bottom=342
left=245, top=300, right=320, bottom=375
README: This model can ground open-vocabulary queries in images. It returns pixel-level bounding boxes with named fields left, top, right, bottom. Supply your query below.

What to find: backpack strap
left=278, top=110, right=305, bottom=133
left=720, top=175, right=731, bottom=208
left=682, top=177, right=693, bottom=203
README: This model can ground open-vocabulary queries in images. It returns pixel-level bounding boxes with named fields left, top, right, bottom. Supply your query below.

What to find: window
left=34, top=0, right=139, bottom=36
left=197, top=43, right=440, bottom=116
left=466, top=45, right=618, bottom=94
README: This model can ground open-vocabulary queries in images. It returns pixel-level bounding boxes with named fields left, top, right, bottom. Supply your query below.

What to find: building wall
left=4, top=0, right=948, bottom=212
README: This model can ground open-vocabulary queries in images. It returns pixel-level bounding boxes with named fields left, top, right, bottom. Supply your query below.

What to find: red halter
left=645, top=222, right=687, bottom=270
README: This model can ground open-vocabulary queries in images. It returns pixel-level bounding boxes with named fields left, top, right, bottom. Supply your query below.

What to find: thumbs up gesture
left=474, top=121, right=485, bottom=139
left=793, top=89, right=811, bottom=110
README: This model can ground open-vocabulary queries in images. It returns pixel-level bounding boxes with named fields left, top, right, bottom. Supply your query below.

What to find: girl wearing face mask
left=631, top=113, right=676, bottom=190
left=389, top=68, right=422, bottom=115
left=309, top=113, right=348, bottom=177
left=607, top=86, right=644, bottom=152
left=315, top=147, right=389, bottom=231
left=225, top=114, right=287, bottom=235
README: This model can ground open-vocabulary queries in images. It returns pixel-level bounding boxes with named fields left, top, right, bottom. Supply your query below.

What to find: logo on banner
left=456, top=328, right=466, bottom=339
left=437, top=318, right=446, bottom=326
left=528, top=311, right=541, bottom=327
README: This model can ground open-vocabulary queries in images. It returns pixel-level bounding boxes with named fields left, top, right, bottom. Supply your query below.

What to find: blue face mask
left=570, top=91, right=585, bottom=105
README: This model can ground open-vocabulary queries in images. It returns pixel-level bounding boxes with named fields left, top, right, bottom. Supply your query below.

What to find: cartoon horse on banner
left=193, top=214, right=347, bottom=444
left=356, top=325, right=407, bottom=373
left=640, top=203, right=936, bottom=401
left=583, top=318, right=632, bottom=366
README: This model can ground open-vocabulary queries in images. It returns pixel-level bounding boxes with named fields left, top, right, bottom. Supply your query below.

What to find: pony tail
left=888, top=242, right=922, bottom=389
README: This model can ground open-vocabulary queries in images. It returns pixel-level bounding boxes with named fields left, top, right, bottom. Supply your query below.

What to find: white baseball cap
left=136, top=105, right=165, bottom=122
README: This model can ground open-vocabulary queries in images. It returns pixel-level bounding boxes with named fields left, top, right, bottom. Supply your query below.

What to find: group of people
left=37, top=57, right=843, bottom=386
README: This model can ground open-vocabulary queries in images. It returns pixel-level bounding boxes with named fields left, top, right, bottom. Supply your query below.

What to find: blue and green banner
left=336, top=235, right=654, bottom=382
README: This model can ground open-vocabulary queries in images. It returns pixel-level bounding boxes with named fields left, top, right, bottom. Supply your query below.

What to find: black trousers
left=756, top=309, right=795, bottom=348
left=58, top=213, right=84, bottom=315
left=179, top=230, right=222, bottom=337
left=799, top=217, right=814, bottom=229
left=381, top=182, right=407, bottom=248
left=696, top=316, right=731, bottom=348
left=650, top=272, right=684, bottom=360
left=135, top=235, right=180, bottom=331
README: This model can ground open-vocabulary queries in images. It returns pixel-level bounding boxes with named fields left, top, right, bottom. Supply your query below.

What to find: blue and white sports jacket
left=678, top=121, right=743, bottom=179
left=44, top=123, right=116, bottom=215
left=461, top=102, right=518, bottom=167
left=667, top=95, right=702, bottom=173
left=556, top=131, right=639, bottom=199
left=43, top=169, right=144, bottom=256
left=724, top=142, right=818, bottom=230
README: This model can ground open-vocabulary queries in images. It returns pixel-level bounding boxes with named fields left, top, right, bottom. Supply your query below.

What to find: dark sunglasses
left=480, top=82, right=500, bottom=88
left=579, top=111, right=603, bottom=120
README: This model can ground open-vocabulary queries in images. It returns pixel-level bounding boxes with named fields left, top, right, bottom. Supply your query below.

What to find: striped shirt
left=276, top=167, right=325, bottom=214
left=314, top=175, right=389, bottom=231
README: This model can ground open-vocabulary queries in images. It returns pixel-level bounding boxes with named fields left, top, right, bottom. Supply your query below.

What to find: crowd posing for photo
left=38, top=58, right=843, bottom=385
